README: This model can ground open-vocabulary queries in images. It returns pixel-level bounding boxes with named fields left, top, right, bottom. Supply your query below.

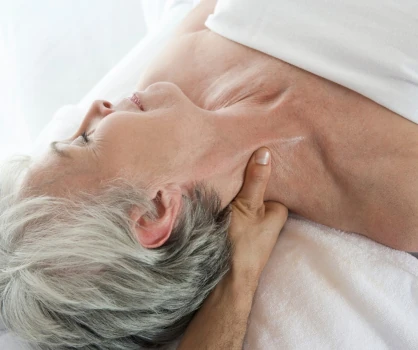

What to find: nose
left=91, top=100, right=114, bottom=117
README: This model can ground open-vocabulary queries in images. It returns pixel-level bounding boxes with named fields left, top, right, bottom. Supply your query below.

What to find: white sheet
left=244, top=215, right=418, bottom=349
left=2, top=1, right=418, bottom=349
left=206, top=0, right=418, bottom=124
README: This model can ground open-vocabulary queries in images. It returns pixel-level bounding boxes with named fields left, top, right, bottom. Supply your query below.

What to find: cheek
left=94, top=118, right=147, bottom=171
left=95, top=116, right=138, bottom=150
left=96, top=112, right=184, bottom=168
left=92, top=120, right=130, bottom=166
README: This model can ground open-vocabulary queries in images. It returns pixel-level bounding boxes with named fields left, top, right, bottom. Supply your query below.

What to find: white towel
left=243, top=215, right=418, bottom=349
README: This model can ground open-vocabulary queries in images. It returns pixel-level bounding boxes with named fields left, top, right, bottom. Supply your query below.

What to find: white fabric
left=244, top=216, right=418, bottom=349
left=3, top=0, right=418, bottom=349
left=205, top=0, right=418, bottom=124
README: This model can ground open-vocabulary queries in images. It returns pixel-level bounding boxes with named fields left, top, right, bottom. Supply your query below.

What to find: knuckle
left=277, top=204, right=288, bottom=218
left=233, top=198, right=262, bottom=216
left=266, top=202, right=288, bottom=220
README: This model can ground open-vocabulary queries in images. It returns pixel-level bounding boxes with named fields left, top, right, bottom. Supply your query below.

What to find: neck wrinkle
left=194, top=83, right=301, bottom=208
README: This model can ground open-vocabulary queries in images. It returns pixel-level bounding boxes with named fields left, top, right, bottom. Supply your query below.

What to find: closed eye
left=81, top=132, right=89, bottom=143
left=80, top=129, right=96, bottom=144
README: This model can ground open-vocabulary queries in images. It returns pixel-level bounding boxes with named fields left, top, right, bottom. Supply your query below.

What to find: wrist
left=214, top=271, right=259, bottom=307
left=229, top=261, right=263, bottom=291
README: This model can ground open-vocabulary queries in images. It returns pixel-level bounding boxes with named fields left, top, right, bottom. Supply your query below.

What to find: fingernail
left=255, top=148, right=270, bottom=165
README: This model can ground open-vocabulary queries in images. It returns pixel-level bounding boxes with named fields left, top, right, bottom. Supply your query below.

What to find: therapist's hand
left=228, top=147, right=288, bottom=287
left=178, top=147, right=288, bottom=350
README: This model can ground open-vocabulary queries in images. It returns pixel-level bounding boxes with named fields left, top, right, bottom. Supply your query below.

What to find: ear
left=129, top=185, right=183, bottom=249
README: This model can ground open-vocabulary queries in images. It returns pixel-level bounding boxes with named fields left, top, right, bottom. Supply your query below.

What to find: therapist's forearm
left=177, top=273, right=257, bottom=350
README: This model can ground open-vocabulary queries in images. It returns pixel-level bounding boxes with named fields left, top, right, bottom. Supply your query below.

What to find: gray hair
left=0, top=155, right=232, bottom=349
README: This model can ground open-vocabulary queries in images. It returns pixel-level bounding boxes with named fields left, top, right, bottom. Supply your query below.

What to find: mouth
left=129, top=92, right=144, bottom=111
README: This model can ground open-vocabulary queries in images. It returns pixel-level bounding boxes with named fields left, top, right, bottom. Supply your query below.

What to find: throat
left=199, top=74, right=258, bottom=111
left=195, top=62, right=283, bottom=112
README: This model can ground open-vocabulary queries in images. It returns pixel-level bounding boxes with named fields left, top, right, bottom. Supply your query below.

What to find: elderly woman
left=1, top=0, right=417, bottom=348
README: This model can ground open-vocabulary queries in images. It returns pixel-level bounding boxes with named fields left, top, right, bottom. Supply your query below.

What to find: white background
left=0, top=0, right=153, bottom=162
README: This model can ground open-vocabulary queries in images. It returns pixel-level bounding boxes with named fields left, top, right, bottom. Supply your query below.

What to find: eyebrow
left=49, top=141, right=73, bottom=159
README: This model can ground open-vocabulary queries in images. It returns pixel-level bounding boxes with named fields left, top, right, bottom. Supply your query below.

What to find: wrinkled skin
left=29, top=0, right=418, bottom=250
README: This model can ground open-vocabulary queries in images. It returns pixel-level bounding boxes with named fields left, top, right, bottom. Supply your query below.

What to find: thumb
left=234, top=147, right=271, bottom=211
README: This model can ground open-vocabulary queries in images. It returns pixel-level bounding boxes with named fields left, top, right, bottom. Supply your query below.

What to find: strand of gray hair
left=0, top=155, right=232, bottom=349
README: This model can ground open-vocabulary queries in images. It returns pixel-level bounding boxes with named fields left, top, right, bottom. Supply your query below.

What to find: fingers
left=234, top=148, right=271, bottom=211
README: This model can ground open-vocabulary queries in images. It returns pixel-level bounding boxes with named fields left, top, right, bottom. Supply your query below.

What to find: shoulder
left=172, top=0, right=217, bottom=36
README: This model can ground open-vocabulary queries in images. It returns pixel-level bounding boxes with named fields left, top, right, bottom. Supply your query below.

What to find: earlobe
left=130, top=186, right=183, bottom=249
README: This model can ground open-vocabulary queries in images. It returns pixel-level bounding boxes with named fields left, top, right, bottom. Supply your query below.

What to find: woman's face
left=28, top=82, right=217, bottom=197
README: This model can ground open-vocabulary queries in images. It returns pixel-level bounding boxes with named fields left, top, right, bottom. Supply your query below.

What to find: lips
left=129, top=93, right=144, bottom=111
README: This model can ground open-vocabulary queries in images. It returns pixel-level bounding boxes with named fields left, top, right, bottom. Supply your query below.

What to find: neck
left=189, top=75, right=418, bottom=251
left=187, top=83, right=308, bottom=208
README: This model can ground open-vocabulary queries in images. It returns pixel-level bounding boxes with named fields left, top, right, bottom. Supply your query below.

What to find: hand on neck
left=175, top=94, right=292, bottom=208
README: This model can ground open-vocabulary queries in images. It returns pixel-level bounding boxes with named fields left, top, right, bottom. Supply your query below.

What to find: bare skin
left=136, top=0, right=418, bottom=250
left=29, top=0, right=418, bottom=250
left=178, top=148, right=288, bottom=350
